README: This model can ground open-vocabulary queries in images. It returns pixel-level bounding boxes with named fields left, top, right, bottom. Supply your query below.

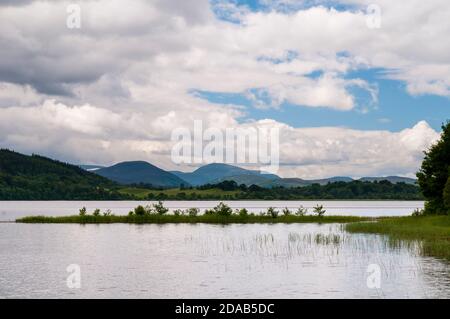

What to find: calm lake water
left=0, top=222, right=449, bottom=298
left=0, top=200, right=424, bottom=221
left=1, top=200, right=448, bottom=299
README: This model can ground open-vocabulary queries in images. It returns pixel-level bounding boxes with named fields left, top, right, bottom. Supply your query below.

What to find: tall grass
left=346, top=215, right=450, bottom=260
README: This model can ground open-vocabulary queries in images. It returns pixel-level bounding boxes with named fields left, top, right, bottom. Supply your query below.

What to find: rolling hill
left=171, top=163, right=280, bottom=186
left=95, top=161, right=188, bottom=188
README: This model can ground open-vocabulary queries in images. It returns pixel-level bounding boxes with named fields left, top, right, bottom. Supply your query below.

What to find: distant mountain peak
left=171, top=163, right=280, bottom=186
left=95, top=161, right=187, bottom=188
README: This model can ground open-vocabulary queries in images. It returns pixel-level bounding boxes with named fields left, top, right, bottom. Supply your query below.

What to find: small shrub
left=214, top=202, right=233, bottom=217
left=238, top=208, right=249, bottom=217
left=93, top=209, right=101, bottom=216
left=128, top=211, right=134, bottom=216
left=103, top=209, right=112, bottom=217
left=79, top=207, right=87, bottom=216
left=173, top=209, right=182, bottom=216
left=267, top=207, right=279, bottom=218
left=313, top=204, right=326, bottom=217
left=153, top=201, right=169, bottom=215
left=295, top=206, right=308, bottom=216
left=204, top=209, right=215, bottom=215
left=134, top=205, right=146, bottom=216
left=188, top=207, right=199, bottom=217
left=282, top=207, right=292, bottom=216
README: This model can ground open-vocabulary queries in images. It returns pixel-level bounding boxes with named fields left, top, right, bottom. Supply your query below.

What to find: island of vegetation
left=16, top=201, right=369, bottom=224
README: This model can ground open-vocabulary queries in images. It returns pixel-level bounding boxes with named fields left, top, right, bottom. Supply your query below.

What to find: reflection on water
left=0, top=223, right=448, bottom=298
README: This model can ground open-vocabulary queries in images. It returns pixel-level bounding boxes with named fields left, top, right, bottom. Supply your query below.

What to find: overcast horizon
left=0, top=0, right=449, bottom=179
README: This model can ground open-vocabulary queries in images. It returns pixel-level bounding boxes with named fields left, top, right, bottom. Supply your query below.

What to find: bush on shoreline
left=17, top=201, right=372, bottom=225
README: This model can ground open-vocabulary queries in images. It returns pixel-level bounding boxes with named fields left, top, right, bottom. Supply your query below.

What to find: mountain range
left=83, top=161, right=417, bottom=188
left=0, top=149, right=420, bottom=200
left=170, top=163, right=280, bottom=186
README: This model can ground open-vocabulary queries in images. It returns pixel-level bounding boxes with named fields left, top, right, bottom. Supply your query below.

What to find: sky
left=0, top=0, right=449, bottom=179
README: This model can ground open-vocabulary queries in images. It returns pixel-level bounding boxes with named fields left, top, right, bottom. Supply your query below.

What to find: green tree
left=153, top=201, right=169, bottom=215
left=444, top=175, right=450, bottom=213
left=134, top=205, right=146, bottom=216
left=417, top=121, right=450, bottom=214
left=213, top=202, right=233, bottom=217
left=188, top=207, right=199, bottom=217
left=238, top=208, right=248, bottom=217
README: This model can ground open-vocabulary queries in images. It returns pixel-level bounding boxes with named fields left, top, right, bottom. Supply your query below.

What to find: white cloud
left=0, top=99, right=440, bottom=178
left=0, top=0, right=447, bottom=177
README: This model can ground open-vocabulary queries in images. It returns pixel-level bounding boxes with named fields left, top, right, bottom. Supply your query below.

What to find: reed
left=346, top=215, right=450, bottom=260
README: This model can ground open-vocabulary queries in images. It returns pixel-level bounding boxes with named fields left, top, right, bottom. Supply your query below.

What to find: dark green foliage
left=134, top=205, right=146, bottom=216
left=153, top=201, right=169, bottom=215
left=187, top=207, right=199, bottom=217
left=198, top=180, right=240, bottom=191
left=267, top=207, right=279, bottom=218
left=238, top=208, right=248, bottom=217
left=444, top=176, right=450, bottom=212
left=140, top=180, right=423, bottom=200
left=211, top=202, right=233, bottom=217
left=0, top=149, right=126, bottom=200
left=417, top=121, right=450, bottom=214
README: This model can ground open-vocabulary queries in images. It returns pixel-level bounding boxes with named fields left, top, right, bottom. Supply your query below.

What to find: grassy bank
left=16, top=214, right=369, bottom=224
left=346, top=215, right=450, bottom=260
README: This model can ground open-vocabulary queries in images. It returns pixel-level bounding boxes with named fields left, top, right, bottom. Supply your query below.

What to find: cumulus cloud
left=0, top=0, right=447, bottom=177
left=0, top=99, right=440, bottom=178
left=277, top=120, right=440, bottom=178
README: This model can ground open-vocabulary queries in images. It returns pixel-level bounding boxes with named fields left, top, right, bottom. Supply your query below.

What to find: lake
left=2, top=200, right=449, bottom=299
left=0, top=222, right=449, bottom=298
left=0, top=200, right=425, bottom=221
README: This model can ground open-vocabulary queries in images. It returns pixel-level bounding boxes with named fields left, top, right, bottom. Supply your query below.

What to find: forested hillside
left=0, top=149, right=126, bottom=200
